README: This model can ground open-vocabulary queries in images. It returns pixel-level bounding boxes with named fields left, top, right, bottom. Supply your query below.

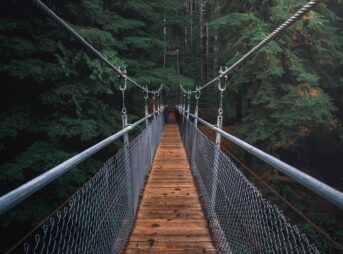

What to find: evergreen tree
left=208, top=1, right=343, bottom=252
left=209, top=0, right=340, bottom=151
left=0, top=0, right=192, bottom=251
left=0, top=0, right=342, bottom=252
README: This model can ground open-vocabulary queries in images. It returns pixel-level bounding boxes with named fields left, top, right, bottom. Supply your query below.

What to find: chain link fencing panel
left=176, top=110, right=319, bottom=254
left=17, top=113, right=165, bottom=254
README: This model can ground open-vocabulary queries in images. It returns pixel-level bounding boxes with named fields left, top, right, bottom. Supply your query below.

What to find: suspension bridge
left=1, top=0, right=343, bottom=253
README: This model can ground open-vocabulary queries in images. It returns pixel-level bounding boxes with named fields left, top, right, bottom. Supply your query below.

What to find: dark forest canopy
left=0, top=0, right=342, bottom=252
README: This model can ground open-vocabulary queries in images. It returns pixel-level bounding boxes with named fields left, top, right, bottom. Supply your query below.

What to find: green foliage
left=208, top=1, right=343, bottom=252
left=0, top=0, right=342, bottom=252
left=0, top=0, right=191, bottom=251
left=136, top=68, right=194, bottom=91
left=210, top=0, right=341, bottom=152
left=301, top=211, right=343, bottom=253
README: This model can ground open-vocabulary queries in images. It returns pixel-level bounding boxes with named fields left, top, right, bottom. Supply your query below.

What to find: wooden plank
left=126, top=248, right=217, bottom=254
left=137, top=211, right=205, bottom=219
left=127, top=241, right=216, bottom=249
left=125, top=121, right=217, bottom=253
left=144, top=183, right=195, bottom=187
left=138, top=202, right=202, bottom=210
left=129, top=235, right=213, bottom=242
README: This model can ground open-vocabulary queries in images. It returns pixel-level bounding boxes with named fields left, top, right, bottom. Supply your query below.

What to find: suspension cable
left=31, top=0, right=159, bottom=94
left=184, top=0, right=323, bottom=94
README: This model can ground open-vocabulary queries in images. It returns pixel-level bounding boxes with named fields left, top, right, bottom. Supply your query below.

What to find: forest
left=0, top=0, right=342, bottom=253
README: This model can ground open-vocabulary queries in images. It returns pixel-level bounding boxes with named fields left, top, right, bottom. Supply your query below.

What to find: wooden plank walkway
left=125, top=117, right=217, bottom=254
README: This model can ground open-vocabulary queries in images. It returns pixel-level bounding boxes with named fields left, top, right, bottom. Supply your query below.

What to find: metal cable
left=185, top=0, right=323, bottom=94
left=31, top=0, right=158, bottom=94
left=7, top=114, right=165, bottom=254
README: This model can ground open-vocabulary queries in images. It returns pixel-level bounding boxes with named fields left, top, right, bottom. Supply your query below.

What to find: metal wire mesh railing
left=176, top=111, right=319, bottom=254
left=17, top=113, right=164, bottom=254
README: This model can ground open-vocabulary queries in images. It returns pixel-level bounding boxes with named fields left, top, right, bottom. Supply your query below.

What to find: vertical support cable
left=194, top=86, right=200, bottom=128
left=161, top=87, right=164, bottom=111
left=186, top=90, right=191, bottom=120
left=211, top=67, right=228, bottom=210
left=120, top=70, right=129, bottom=146
left=215, top=67, right=228, bottom=146
left=147, top=89, right=154, bottom=158
left=120, top=72, right=134, bottom=212
left=144, top=86, right=149, bottom=127
left=191, top=87, right=201, bottom=169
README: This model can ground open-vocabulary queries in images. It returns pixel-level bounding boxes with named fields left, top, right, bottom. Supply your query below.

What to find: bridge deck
left=125, top=119, right=217, bottom=253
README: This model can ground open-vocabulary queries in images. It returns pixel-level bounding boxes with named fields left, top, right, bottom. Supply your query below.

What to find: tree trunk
left=184, top=1, right=188, bottom=49
left=163, top=15, right=167, bottom=69
left=200, top=0, right=208, bottom=83
left=213, top=0, right=220, bottom=70
left=190, top=0, right=194, bottom=48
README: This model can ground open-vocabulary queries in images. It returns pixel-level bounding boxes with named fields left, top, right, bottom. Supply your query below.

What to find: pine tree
left=209, top=0, right=340, bottom=151
left=0, top=0, right=193, bottom=251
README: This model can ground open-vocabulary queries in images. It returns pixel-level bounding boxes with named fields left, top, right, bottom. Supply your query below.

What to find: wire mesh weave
left=21, top=113, right=165, bottom=254
left=176, top=110, right=319, bottom=254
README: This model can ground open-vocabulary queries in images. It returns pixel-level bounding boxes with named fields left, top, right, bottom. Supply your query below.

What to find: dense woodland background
left=0, top=0, right=342, bottom=253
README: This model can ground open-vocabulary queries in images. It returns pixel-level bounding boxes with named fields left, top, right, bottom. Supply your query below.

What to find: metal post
left=184, top=91, right=191, bottom=148
left=144, top=86, right=149, bottom=127
left=122, top=114, right=129, bottom=145
left=186, top=90, right=191, bottom=120
left=180, top=86, right=185, bottom=114
left=182, top=92, right=186, bottom=124
left=157, top=92, right=160, bottom=113
left=152, top=91, right=156, bottom=119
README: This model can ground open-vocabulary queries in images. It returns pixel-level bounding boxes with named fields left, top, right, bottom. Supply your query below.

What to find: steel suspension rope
left=31, top=0, right=159, bottom=94
left=184, top=0, right=323, bottom=94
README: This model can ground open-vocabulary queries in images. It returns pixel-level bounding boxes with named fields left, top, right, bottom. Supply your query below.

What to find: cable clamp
left=195, top=86, right=201, bottom=100
left=119, top=68, right=128, bottom=91
left=144, top=85, right=149, bottom=100
left=218, top=66, right=228, bottom=92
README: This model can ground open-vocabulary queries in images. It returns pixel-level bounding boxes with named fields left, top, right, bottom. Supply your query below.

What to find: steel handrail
left=177, top=107, right=343, bottom=209
left=0, top=109, right=164, bottom=215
